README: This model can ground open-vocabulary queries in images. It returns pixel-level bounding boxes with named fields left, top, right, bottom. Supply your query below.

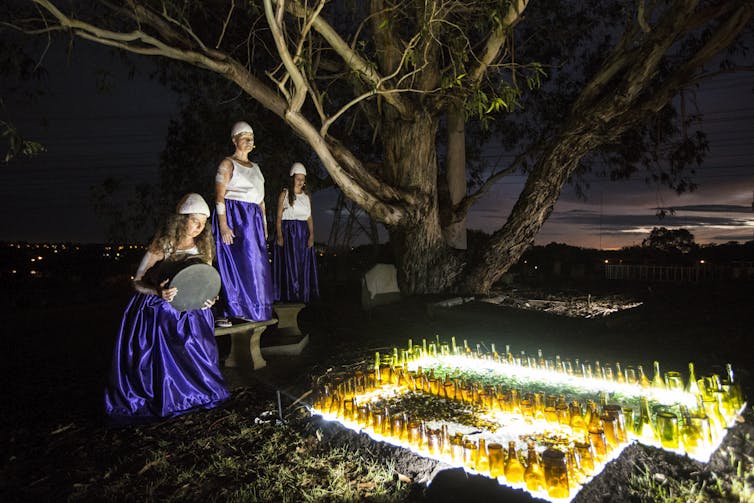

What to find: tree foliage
left=642, top=227, right=697, bottom=254
left=3, top=0, right=752, bottom=293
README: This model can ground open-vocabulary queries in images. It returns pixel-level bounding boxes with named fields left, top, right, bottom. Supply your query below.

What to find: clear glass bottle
left=652, top=361, right=665, bottom=389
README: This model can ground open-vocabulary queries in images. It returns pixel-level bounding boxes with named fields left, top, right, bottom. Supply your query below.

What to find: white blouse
left=223, top=158, right=265, bottom=204
left=281, top=191, right=311, bottom=221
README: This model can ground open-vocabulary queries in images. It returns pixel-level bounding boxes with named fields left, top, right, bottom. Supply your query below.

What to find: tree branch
left=468, top=0, right=529, bottom=83
left=263, top=0, right=307, bottom=112
left=278, top=0, right=410, bottom=117
left=452, top=149, right=530, bottom=222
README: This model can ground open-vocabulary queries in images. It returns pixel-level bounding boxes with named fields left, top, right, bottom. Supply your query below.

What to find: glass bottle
left=488, top=442, right=504, bottom=478
left=504, top=441, right=525, bottom=483
left=685, top=362, right=699, bottom=395
left=595, top=360, right=603, bottom=380
left=533, top=393, right=546, bottom=421
left=556, top=396, right=570, bottom=425
left=636, top=396, right=655, bottom=441
left=569, top=401, right=588, bottom=437
left=476, top=438, right=489, bottom=473
left=724, top=363, right=742, bottom=410
left=587, top=402, right=608, bottom=461
left=679, top=406, right=700, bottom=454
left=541, top=448, right=569, bottom=498
left=544, top=395, right=558, bottom=423
left=573, top=441, right=595, bottom=476
left=463, top=439, right=477, bottom=468
left=584, top=399, right=595, bottom=426
left=615, top=362, right=625, bottom=383
left=652, top=361, right=665, bottom=389
left=638, top=365, right=651, bottom=388
left=524, top=442, right=546, bottom=492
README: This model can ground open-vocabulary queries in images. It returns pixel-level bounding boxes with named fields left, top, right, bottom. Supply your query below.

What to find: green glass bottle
left=636, top=396, right=655, bottom=441
left=685, top=362, right=699, bottom=395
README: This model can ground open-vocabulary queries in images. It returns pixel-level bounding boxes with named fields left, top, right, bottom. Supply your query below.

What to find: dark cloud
left=655, top=204, right=752, bottom=214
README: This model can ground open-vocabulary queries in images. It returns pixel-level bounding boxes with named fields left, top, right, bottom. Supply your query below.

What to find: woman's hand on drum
left=202, top=296, right=219, bottom=310
left=158, top=279, right=178, bottom=302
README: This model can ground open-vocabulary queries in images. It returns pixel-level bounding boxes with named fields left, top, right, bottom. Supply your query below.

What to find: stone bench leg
left=273, top=303, right=305, bottom=337
left=224, top=326, right=268, bottom=370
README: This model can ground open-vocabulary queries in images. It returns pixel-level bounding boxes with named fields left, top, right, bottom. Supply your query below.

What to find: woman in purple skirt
left=213, top=121, right=273, bottom=324
left=273, top=162, right=319, bottom=303
left=105, top=194, right=229, bottom=424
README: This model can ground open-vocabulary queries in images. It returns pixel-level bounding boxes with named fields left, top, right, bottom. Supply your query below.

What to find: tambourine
left=143, top=256, right=221, bottom=312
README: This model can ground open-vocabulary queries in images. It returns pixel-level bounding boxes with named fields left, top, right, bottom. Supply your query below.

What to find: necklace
left=232, top=156, right=251, bottom=165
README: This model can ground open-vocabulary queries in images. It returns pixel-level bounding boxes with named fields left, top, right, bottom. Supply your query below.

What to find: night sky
left=2, top=41, right=752, bottom=249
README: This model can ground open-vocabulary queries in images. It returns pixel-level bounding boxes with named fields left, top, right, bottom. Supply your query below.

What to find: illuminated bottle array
left=311, top=338, right=745, bottom=500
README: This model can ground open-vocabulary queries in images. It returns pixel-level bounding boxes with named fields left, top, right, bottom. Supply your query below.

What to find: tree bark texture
left=461, top=134, right=593, bottom=294
left=382, top=114, right=463, bottom=293
left=443, top=104, right=468, bottom=250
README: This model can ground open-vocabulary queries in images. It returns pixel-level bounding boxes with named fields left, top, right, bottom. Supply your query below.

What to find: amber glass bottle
left=524, top=442, right=546, bottom=492
left=638, top=365, right=651, bottom=388
left=504, top=441, right=525, bottom=483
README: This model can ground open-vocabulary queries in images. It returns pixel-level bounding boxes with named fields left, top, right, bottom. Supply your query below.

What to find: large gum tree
left=5, top=0, right=753, bottom=294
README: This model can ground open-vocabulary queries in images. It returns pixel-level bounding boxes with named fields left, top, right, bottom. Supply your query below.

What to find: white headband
left=176, top=193, right=210, bottom=217
left=231, top=121, right=254, bottom=138
left=290, top=162, right=307, bottom=176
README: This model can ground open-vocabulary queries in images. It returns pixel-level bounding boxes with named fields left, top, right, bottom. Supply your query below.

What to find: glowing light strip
left=311, top=346, right=744, bottom=502
left=408, top=355, right=699, bottom=408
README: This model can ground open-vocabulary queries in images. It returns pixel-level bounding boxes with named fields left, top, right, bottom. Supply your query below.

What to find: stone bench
left=273, top=303, right=305, bottom=337
left=261, top=303, right=309, bottom=357
left=215, top=318, right=277, bottom=370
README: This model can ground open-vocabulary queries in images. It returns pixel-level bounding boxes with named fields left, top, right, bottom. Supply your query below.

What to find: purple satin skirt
left=213, top=199, right=273, bottom=320
left=273, top=219, right=320, bottom=303
left=104, top=293, right=229, bottom=424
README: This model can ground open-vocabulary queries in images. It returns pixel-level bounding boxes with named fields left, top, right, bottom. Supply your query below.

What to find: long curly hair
left=148, top=213, right=214, bottom=263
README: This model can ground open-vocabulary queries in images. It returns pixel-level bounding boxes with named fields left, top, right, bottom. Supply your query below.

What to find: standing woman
left=213, top=121, right=273, bottom=323
left=273, top=162, right=319, bottom=303
left=105, top=193, right=229, bottom=424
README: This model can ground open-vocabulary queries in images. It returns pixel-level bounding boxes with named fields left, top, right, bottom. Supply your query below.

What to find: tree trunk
left=461, top=134, right=593, bottom=294
left=443, top=104, right=468, bottom=249
left=382, top=114, right=462, bottom=293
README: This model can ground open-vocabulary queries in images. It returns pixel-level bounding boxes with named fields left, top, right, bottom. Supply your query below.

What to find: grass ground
left=1, top=278, right=753, bottom=502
